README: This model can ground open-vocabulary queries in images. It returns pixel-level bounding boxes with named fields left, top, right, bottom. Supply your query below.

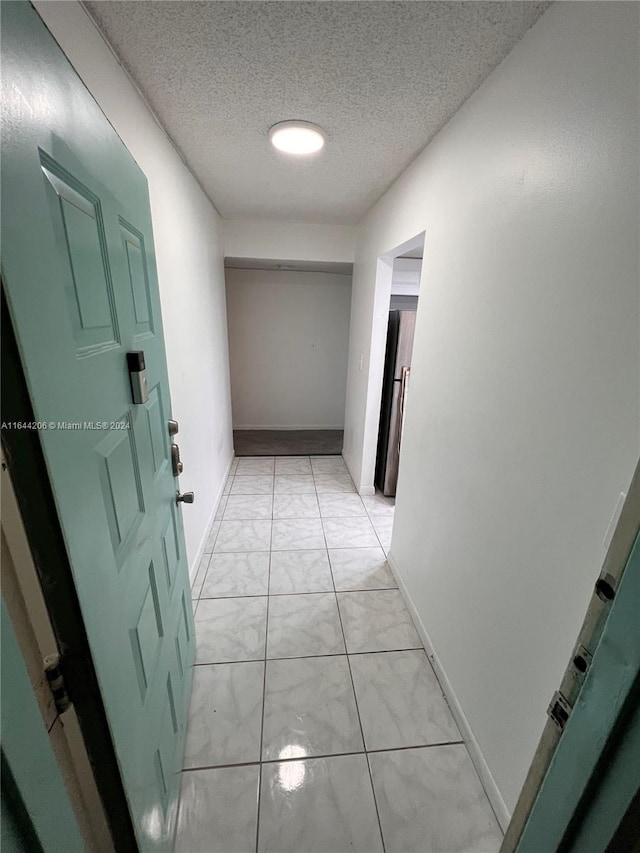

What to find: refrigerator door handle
left=398, top=366, right=410, bottom=455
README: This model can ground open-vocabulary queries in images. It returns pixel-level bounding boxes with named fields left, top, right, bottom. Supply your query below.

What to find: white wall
left=344, top=0, right=639, bottom=819
left=226, top=269, right=352, bottom=429
left=223, top=219, right=356, bottom=263
left=35, top=1, right=234, bottom=574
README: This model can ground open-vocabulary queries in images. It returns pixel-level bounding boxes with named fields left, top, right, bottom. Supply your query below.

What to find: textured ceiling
left=85, top=1, right=550, bottom=225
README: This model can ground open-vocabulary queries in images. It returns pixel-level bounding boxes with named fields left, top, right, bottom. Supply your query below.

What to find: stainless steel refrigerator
left=375, top=310, right=417, bottom=496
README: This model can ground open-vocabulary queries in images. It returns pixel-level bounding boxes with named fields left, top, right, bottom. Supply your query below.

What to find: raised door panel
left=119, top=219, right=154, bottom=340
left=40, top=155, right=119, bottom=356
left=96, top=419, right=145, bottom=562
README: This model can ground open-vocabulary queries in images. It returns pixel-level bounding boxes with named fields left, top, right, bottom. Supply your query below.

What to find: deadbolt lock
left=171, top=444, right=183, bottom=478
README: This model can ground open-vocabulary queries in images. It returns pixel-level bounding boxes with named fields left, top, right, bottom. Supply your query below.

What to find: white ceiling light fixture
left=269, top=120, right=326, bottom=155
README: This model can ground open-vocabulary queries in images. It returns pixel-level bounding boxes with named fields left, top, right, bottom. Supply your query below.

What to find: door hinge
left=547, top=690, right=572, bottom=731
left=44, top=653, right=72, bottom=714
left=595, top=571, right=617, bottom=603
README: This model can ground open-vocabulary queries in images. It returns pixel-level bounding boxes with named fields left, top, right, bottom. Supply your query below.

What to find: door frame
left=1, top=289, right=138, bottom=851
left=356, top=230, right=425, bottom=495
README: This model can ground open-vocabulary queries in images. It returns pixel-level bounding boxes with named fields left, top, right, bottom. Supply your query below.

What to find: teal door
left=516, top=532, right=640, bottom=851
left=1, top=3, right=195, bottom=850
left=1, top=599, right=86, bottom=853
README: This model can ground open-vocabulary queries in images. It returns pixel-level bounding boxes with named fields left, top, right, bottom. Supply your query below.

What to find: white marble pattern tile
left=183, top=661, right=264, bottom=768
left=317, top=493, right=367, bottom=518
left=313, top=473, right=356, bottom=494
left=235, top=456, right=275, bottom=475
left=275, top=456, right=312, bottom=474
left=269, top=549, right=332, bottom=594
left=322, top=516, right=379, bottom=549
left=337, top=590, right=421, bottom=653
left=214, top=519, right=272, bottom=552
left=230, top=457, right=240, bottom=473
left=223, top=494, right=273, bottom=520
left=267, top=593, right=345, bottom=659
left=175, top=765, right=259, bottom=853
left=230, top=475, right=274, bottom=495
left=258, top=753, right=384, bottom=853
left=222, top=475, right=234, bottom=495
left=201, top=552, right=270, bottom=598
left=195, top=596, right=267, bottom=663
left=191, top=551, right=211, bottom=600
left=274, top=474, right=316, bottom=494
left=361, top=493, right=396, bottom=518
left=271, top=518, right=325, bottom=551
left=310, top=456, right=349, bottom=474
left=349, top=650, right=461, bottom=750
left=328, top=547, right=396, bottom=591
left=369, top=745, right=503, bottom=853
left=262, top=656, right=363, bottom=761
left=272, top=494, right=320, bottom=519
left=371, top=516, right=394, bottom=551
left=204, top=520, right=222, bottom=553
left=214, top=494, right=229, bottom=522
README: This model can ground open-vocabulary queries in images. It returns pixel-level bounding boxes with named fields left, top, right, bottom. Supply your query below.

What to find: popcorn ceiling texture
left=85, top=1, right=550, bottom=225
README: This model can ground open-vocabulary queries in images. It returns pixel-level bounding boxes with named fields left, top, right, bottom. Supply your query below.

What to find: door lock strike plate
left=547, top=690, right=572, bottom=731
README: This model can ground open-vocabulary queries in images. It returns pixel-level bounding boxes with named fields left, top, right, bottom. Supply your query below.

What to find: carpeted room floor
left=233, top=430, right=344, bottom=457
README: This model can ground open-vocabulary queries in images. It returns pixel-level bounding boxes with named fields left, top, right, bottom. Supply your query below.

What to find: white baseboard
left=233, top=424, right=344, bottom=431
left=189, top=453, right=235, bottom=585
left=386, top=551, right=511, bottom=833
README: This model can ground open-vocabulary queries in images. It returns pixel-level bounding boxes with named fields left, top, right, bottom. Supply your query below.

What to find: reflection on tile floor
left=176, top=456, right=502, bottom=853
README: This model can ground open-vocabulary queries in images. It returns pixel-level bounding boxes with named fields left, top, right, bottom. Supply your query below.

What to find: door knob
left=176, top=491, right=194, bottom=505
left=168, top=419, right=179, bottom=437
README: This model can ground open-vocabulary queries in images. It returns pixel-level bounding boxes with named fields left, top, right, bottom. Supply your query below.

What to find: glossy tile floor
left=176, top=456, right=503, bottom=853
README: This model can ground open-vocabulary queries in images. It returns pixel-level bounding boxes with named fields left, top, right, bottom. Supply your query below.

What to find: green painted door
left=516, top=532, right=640, bottom=851
left=1, top=599, right=86, bottom=853
left=1, top=3, right=195, bottom=850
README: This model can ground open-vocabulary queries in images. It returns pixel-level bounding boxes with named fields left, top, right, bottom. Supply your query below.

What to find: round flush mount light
left=269, top=120, right=326, bottom=155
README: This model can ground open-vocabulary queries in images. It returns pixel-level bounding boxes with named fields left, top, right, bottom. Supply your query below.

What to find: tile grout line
left=319, top=496, right=388, bottom=853
left=254, top=461, right=275, bottom=853
left=181, top=739, right=468, bottom=774
left=197, top=582, right=398, bottom=602
left=191, top=645, right=426, bottom=666
left=257, top=460, right=276, bottom=850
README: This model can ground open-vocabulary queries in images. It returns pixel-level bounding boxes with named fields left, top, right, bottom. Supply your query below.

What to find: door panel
left=1, top=3, right=195, bottom=850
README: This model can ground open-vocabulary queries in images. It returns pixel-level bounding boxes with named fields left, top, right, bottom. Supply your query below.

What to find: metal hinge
left=595, top=571, right=617, bottom=603
left=572, top=643, right=593, bottom=681
left=547, top=690, right=572, bottom=731
left=44, top=654, right=72, bottom=714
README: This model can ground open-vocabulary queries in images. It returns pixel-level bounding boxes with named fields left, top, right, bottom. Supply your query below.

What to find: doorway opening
left=375, top=251, right=423, bottom=496
left=224, top=258, right=353, bottom=457
left=359, top=232, right=425, bottom=504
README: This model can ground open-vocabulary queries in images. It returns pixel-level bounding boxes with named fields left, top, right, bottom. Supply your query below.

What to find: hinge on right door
left=44, top=653, right=72, bottom=714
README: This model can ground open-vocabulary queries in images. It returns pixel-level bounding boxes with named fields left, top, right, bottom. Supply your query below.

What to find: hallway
left=178, top=456, right=503, bottom=852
